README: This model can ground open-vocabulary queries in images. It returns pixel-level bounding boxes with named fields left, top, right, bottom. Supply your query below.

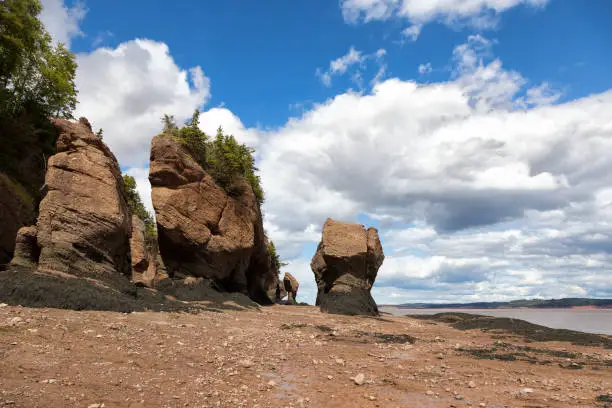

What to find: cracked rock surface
left=33, top=118, right=132, bottom=285
left=149, top=135, right=274, bottom=303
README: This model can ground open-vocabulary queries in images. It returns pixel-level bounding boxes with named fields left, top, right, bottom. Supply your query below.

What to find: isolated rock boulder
left=33, top=118, right=132, bottom=285
left=149, top=134, right=274, bottom=303
left=311, top=218, right=384, bottom=315
left=283, top=272, right=299, bottom=303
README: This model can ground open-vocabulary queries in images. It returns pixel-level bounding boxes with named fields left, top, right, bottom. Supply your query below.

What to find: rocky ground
left=0, top=301, right=611, bottom=408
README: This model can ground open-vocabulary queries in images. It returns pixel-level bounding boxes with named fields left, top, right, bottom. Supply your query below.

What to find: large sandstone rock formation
left=283, top=272, right=299, bottom=304
left=149, top=135, right=275, bottom=304
left=311, top=218, right=384, bottom=316
left=32, top=118, right=132, bottom=284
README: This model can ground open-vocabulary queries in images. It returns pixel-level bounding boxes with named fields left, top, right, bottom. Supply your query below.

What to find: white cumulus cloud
left=75, top=39, right=211, bottom=169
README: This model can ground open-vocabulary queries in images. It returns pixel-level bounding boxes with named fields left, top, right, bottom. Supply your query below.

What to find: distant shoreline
left=379, top=297, right=612, bottom=310
left=381, top=305, right=612, bottom=310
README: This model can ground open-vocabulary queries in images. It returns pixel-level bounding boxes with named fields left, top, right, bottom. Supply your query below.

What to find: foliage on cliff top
left=267, top=241, right=281, bottom=275
left=161, top=111, right=264, bottom=205
left=0, top=0, right=77, bottom=119
left=0, top=0, right=78, bottom=205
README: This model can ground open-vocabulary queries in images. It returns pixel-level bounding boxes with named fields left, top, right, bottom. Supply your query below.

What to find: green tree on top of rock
left=160, top=111, right=264, bottom=205
left=0, top=0, right=78, bottom=119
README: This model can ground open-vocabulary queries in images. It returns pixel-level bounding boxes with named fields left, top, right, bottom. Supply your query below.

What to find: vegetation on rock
left=0, top=0, right=77, bottom=119
left=267, top=241, right=281, bottom=274
left=122, top=175, right=156, bottom=248
left=161, top=111, right=264, bottom=205
left=0, top=0, right=78, bottom=205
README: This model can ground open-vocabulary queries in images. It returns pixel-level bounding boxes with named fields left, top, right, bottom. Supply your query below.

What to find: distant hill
left=388, top=298, right=612, bottom=309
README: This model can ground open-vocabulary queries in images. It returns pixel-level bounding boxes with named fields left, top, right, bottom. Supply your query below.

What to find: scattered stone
left=0, top=303, right=7, bottom=308
left=519, top=387, right=535, bottom=395
left=238, top=360, right=254, bottom=368
left=353, top=373, right=365, bottom=386
left=7, top=317, right=23, bottom=326
left=426, top=390, right=435, bottom=396
left=468, top=380, right=476, bottom=388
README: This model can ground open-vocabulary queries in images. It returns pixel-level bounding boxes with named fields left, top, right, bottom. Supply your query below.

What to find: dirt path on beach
left=1, top=303, right=610, bottom=408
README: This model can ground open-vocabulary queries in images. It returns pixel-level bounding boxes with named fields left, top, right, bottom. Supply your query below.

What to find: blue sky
left=69, top=0, right=612, bottom=129
left=40, top=0, right=612, bottom=305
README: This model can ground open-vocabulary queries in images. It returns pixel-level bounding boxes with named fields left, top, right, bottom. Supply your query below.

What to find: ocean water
left=381, top=307, right=612, bottom=336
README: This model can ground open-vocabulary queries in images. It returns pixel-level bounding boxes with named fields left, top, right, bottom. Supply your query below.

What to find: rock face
left=149, top=135, right=274, bottom=303
left=311, top=218, right=384, bottom=316
left=33, top=118, right=132, bottom=284
left=0, top=174, right=35, bottom=267
left=283, top=272, right=299, bottom=303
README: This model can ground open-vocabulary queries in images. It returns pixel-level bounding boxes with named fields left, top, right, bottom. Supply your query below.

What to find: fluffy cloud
left=260, top=35, right=612, bottom=305
left=341, top=0, right=549, bottom=37
left=75, top=39, right=210, bottom=168
left=39, top=0, right=87, bottom=47
left=199, top=107, right=261, bottom=148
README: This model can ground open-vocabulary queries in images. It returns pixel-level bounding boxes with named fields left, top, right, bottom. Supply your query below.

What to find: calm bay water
left=381, top=307, right=612, bottom=336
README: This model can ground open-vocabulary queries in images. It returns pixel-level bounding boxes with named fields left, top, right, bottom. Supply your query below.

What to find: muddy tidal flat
left=382, top=306, right=612, bottom=336
left=1, top=303, right=611, bottom=408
